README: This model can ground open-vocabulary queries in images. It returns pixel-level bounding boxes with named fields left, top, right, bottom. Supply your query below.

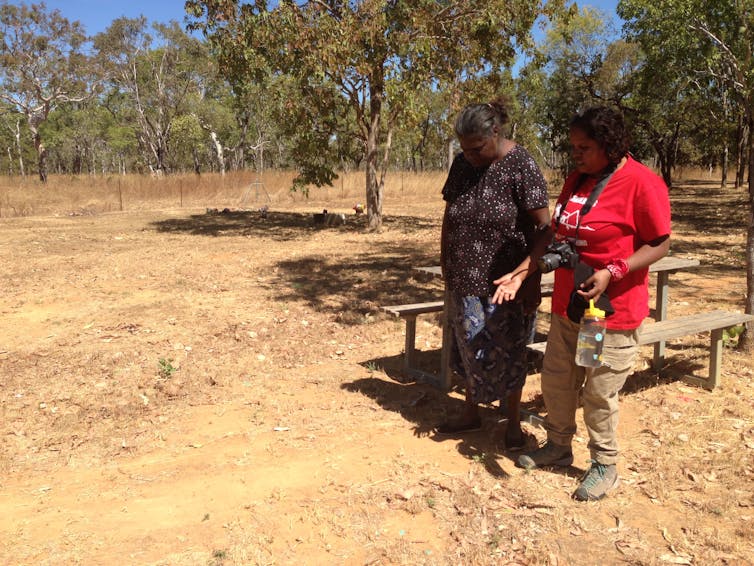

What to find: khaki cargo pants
left=541, top=313, right=640, bottom=465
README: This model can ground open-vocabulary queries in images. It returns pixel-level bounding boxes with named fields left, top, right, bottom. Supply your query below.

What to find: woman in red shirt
left=517, top=106, right=671, bottom=501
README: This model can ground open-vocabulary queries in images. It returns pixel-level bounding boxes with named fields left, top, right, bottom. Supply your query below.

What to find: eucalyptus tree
left=170, top=113, right=207, bottom=173
left=389, top=83, right=448, bottom=172
left=187, top=0, right=565, bottom=230
left=0, top=102, right=27, bottom=176
left=0, top=1, right=96, bottom=182
left=525, top=7, right=621, bottom=173
left=42, top=100, right=112, bottom=174
left=216, top=74, right=289, bottom=174
left=93, top=18, right=207, bottom=175
left=618, top=0, right=754, bottom=347
left=531, top=5, right=692, bottom=186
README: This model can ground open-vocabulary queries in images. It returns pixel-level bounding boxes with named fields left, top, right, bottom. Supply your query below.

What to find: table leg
left=403, top=315, right=417, bottom=376
left=653, top=271, right=669, bottom=370
left=440, top=285, right=452, bottom=391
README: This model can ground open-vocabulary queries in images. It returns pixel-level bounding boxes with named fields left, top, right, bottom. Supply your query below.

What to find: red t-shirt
left=551, top=156, right=671, bottom=330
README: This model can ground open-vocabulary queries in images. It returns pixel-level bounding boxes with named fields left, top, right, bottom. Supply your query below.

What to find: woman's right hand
left=576, top=268, right=611, bottom=303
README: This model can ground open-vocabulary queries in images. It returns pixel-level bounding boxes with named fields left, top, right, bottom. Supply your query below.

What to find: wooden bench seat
left=526, top=310, right=753, bottom=390
left=382, top=301, right=444, bottom=380
left=637, top=310, right=753, bottom=389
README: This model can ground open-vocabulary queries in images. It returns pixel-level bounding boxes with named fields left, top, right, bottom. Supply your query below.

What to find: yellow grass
left=0, top=166, right=730, bottom=219
left=0, top=170, right=453, bottom=218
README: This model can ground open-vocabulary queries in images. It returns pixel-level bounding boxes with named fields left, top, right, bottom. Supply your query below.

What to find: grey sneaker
left=572, top=461, right=619, bottom=501
left=516, top=441, right=573, bottom=469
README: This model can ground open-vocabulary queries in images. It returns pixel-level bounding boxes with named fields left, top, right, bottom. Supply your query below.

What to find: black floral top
left=442, top=144, right=549, bottom=302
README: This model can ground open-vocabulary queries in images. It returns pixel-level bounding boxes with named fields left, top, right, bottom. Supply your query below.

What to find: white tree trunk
left=209, top=130, right=225, bottom=175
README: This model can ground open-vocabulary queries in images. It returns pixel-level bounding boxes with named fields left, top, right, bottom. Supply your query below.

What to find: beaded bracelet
left=606, top=258, right=629, bottom=282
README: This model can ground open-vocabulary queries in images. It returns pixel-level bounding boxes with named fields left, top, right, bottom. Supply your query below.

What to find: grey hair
left=454, top=98, right=510, bottom=138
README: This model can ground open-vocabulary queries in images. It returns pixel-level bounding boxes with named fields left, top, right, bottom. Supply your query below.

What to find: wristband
left=605, top=258, right=629, bottom=282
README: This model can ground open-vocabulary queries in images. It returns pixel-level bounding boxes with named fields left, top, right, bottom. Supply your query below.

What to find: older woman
left=438, top=96, right=551, bottom=450
left=517, top=106, right=671, bottom=501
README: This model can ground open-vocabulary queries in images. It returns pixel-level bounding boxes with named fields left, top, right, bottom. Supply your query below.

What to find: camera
left=538, top=241, right=579, bottom=273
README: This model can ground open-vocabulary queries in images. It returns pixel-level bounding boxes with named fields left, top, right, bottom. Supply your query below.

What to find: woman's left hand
left=492, top=272, right=522, bottom=304
left=576, top=268, right=611, bottom=302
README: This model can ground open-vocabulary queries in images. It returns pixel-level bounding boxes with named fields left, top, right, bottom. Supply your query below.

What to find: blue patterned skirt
left=448, top=294, right=535, bottom=405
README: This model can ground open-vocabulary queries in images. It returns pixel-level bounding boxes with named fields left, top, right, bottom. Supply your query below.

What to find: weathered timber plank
left=382, top=301, right=444, bottom=317
left=638, top=311, right=754, bottom=345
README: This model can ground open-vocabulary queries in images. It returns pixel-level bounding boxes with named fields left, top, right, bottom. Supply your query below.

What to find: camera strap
left=554, top=164, right=618, bottom=235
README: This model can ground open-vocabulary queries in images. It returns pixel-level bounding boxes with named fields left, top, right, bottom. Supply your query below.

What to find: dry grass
left=0, top=169, right=752, bottom=565
left=0, top=169, right=449, bottom=218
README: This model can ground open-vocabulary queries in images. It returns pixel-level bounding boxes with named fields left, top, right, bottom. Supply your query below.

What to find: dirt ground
left=1, top=179, right=753, bottom=565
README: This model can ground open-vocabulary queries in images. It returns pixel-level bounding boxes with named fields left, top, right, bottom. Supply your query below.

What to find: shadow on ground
left=670, top=185, right=748, bottom=235
left=345, top=342, right=708, bottom=478
left=150, top=210, right=445, bottom=325
left=341, top=372, right=519, bottom=478
left=149, top=209, right=439, bottom=240
left=273, top=250, right=442, bottom=321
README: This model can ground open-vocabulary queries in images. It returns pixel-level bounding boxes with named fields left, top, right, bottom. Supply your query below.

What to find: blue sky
left=39, top=0, right=194, bottom=34
left=34, top=1, right=621, bottom=36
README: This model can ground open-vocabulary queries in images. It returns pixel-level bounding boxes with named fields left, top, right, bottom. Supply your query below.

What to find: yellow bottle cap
left=587, top=298, right=606, bottom=318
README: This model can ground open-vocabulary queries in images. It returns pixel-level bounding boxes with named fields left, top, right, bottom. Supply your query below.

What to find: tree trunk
left=197, top=115, right=226, bottom=176
left=736, top=115, right=747, bottom=189
left=721, top=143, right=728, bottom=189
left=365, top=83, right=383, bottom=231
left=738, top=107, right=754, bottom=352
left=660, top=160, right=672, bottom=188
left=73, top=144, right=82, bottom=175
left=14, top=119, right=25, bottom=177
left=193, top=147, right=201, bottom=175
left=413, top=114, right=430, bottom=173
left=655, top=144, right=673, bottom=188
left=32, top=130, right=47, bottom=183
left=210, top=131, right=225, bottom=175
left=365, top=124, right=382, bottom=231
left=378, top=126, right=393, bottom=205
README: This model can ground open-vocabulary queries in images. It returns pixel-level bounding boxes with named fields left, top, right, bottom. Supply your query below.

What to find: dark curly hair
left=454, top=95, right=511, bottom=138
left=569, top=106, right=630, bottom=165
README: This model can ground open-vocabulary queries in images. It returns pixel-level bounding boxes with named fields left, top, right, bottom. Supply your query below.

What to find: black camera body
left=538, top=241, right=579, bottom=273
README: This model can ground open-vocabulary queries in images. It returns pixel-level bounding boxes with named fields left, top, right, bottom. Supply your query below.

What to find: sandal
left=435, top=417, right=482, bottom=435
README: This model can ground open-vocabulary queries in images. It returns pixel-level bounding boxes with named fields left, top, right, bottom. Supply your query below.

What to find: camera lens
left=537, top=254, right=560, bottom=274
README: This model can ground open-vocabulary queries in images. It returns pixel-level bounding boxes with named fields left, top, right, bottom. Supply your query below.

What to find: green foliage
left=471, top=452, right=488, bottom=464
left=0, top=1, right=95, bottom=180
left=186, top=0, right=569, bottom=227
left=521, top=6, right=621, bottom=172
left=170, top=113, right=206, bottom=168
left=723, top=324, right=746, bottom=347
left=92, top=18, right=210, bottom=174
left=618, top=0, right=754, bottom=184
left=157, top=358, right=177, bottom=379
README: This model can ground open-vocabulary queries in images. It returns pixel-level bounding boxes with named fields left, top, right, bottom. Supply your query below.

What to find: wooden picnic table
left=414, top=255, right=700, bottom=390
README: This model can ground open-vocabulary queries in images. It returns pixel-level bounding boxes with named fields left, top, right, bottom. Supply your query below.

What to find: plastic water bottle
left=575, top=299, right=606, bottom=367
